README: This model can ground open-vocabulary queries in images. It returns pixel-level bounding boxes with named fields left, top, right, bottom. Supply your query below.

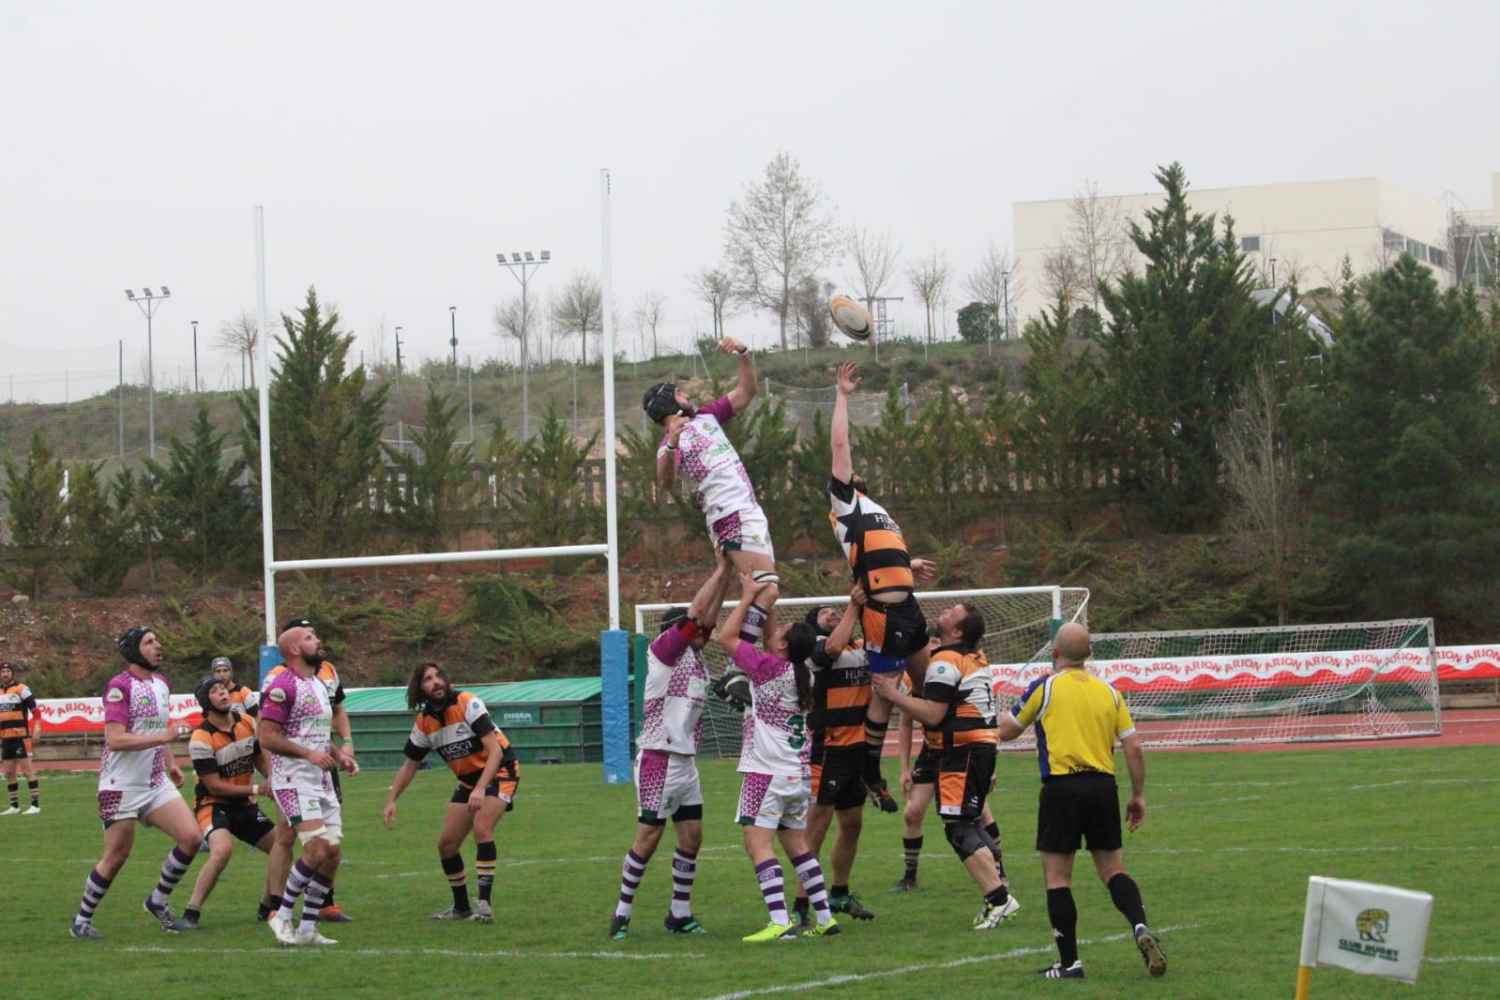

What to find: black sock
left=258, top=894, right=281, bottom=919
left=441, top=854, right=470, bottom=912
left=831, top=884, right=849, bottom=898
left=793, top=896, right=809, bottom=917
left=902, top=836, right=922, bottom=878
left=985, top=885, right=1009, bottom=907
left=476, top=840, right=497, bottom=903
left=27, top=779, right=38, bottom=805
left=324, top=887, right=335, bottom=908
left=863, top=720, right=888, bottom=785
left=5, top=783, right=15, bottom=807
left=1046, top=887, right=1079, bottom=967
left=1107, top=872, right=1148, bottom=929
left=184, top=904, right=201, bottom=921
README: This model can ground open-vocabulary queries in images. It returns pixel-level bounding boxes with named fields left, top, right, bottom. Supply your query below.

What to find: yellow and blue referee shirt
left=1011, top=668, right=1135, bottom=780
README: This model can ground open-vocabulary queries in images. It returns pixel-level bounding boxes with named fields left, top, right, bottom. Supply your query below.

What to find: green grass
left=17, top=745, right=1499, bottom=999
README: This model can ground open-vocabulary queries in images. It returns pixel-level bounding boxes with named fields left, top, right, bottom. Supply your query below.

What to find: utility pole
left=465, top=355, right=475, bottom=444
left=394, top=325, right=405, bottom=448
left=124, top=285, right=171, bottom=460
left=496, top=249, right=551, bottom=440
left=117, top=340, right=125, bottom=460
left=191, top=319, right=200, bottom=392
left=1001, top=269, right=1012, bottom=346
left=449, top=306, right=459, bottom=385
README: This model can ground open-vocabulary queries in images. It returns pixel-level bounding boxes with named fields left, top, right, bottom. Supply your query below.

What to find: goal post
left=1016, top=618, right=1440, bottom=747
left=634, top=585, right=1090, bottom=761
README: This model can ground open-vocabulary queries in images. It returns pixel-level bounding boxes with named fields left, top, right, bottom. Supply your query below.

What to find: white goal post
left=635, top=585, right=1091, bottom=760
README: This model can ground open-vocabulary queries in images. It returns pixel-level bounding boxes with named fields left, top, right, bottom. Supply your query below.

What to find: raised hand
left=836, top=361, right=860, bottom=395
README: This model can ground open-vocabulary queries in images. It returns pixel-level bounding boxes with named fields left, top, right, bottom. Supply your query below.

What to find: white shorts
left=635, top=749, right=703, bottom=822
left=272, top=782, right=343, bottom=834
left=709, top=505, right=775, bottom=560
left=736, top=772, right=810, bottom=831
left=97, top=783, right=182, bottom=827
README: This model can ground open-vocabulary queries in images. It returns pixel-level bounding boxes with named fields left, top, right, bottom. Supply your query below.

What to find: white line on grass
left=1348, top=777, right=1500, bottom=790
left=1152, top=795, right=1265, bottom=810
left=1426, top=955, right=1500, bottom=964
left=698, top=924, right=1200, bottom=1000
left=124, top=945, right=702, bottom=961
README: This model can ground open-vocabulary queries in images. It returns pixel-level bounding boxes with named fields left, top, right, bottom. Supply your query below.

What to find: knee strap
left=944, top=819, right=987, bottom=862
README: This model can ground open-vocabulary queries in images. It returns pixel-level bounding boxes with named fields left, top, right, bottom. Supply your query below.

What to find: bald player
left=258, top=622, right=356, bottom=946
left=997, top=623, right=1167, bottom=981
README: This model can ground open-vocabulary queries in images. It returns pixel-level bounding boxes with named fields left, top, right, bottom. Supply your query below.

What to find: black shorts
left=910, top=746, right=937, bottom=786
left=1036, top=773, right=1122, bottom=853
left=0, top=738, right=30, bottom=761
left=450, top=774, right=519, bottom=812
left=937, top=744, right=995, bottom=822
left=810, top=745, right=866, bottom=810
left=197, top=801, right=277, bottom=848
left=861, top=595, right=930, bottom=668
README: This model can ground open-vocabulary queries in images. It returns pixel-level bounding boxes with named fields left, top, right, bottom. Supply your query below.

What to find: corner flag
left=1296, top=876, right=1433, bottom=996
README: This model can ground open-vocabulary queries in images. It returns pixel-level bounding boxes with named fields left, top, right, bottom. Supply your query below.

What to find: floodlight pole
left=191, top=320, right=200, bottom=392
left=496, top=251, right=550, bottom=440
left=449, top=305, right=459, bottom=385
left=125, top=286, right=171, bottom=459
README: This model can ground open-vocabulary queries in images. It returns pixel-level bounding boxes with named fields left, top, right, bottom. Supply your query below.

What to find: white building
left=1012, top=173, right=1497, bottom=324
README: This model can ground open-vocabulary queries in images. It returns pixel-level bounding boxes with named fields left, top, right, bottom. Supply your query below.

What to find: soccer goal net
left=1055, top=618, right=1442, bottom=747
left=635, top=585, right=1091, bottom=761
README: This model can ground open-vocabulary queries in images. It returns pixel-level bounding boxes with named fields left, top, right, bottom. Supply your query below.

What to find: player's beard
left=306, top=650, right=325, bottom=666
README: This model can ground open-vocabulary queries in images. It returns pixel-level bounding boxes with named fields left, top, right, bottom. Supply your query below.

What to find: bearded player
left=828, top=361, right=936, bottom=810
left=384, top=663, right=519, bottom=924
left=180, top=677, right=291, bottom=929
left=610, top=556, right=730, bottom=941
left=0, top=661, right=42, bottom=815
left=644, top=336, right=780, bottom=649
left=262, top=618, right=355, bottom=923
left=259, top=622, right=356, bottom=946
left=71, top=627, right=200, bottom=940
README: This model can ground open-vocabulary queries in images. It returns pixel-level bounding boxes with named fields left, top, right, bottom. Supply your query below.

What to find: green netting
left=342, top=676, right=600, bottom=713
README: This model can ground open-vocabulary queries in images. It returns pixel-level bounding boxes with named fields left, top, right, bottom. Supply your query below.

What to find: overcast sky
left=4, top=1, right=1497, bottom=403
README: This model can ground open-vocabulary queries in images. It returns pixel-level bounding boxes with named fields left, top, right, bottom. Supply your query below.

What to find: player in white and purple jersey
left=71, top=627, right=200, bottom=941
left=714, top=573, right=840, bottom=943
left=257, top=622, right=355, bottom=946
left=644, top=336, right=781, bottom=648
left=609, top=556, right=731, bottom=941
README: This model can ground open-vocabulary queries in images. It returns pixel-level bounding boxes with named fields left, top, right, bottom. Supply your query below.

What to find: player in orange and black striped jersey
left=180, top=676, right=292, bottom=929
left=828, top=362, right=938, bottom=811
left=209, top=656, right=256, bottom=717
left=0, top=661, right=41, bottom=815
left=383, top=663, right=518, bottom=924
left=873, top=603, right=1020, bottom=930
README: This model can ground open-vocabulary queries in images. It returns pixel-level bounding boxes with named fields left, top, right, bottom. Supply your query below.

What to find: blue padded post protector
left=601, top=629, right=631, bottom=784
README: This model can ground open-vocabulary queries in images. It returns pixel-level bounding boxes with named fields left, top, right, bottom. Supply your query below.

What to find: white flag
left=1299, top=876, right=1433, bottom=984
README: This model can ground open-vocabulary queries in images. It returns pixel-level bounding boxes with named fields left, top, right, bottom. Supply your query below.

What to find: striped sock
left=27, top=779, right=38, bottom=806
left=615, top=849, right=647, bottom=920
left=476, top=841, right=497, bottom=903
left=863, top=720, right=888, bottom=785
left=670, top=849, right=697, bottom=919
left=77, top=868, right=112, bottom=923
left=442, top=853, right=470, bottom=912
left=148, top=847, right=194, bottom=909
left=277, top=859, right=315, bottom=921
left=754, top=858, right=789, bottom=926
left=791, top=853, right=832, bottom=926
left=300, top=873, right=331, bottom=931
left=739, top=603, right=768, bottom=645
left=903, top=836, right=923, bottom=879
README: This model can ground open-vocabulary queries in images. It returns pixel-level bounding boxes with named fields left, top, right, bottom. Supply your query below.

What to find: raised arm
left=688, top=553, right=733, bottom=625
left=715, top=573, right=778, bottom=657
left=722, top=337, right=757, bottom=411
left=831, top=361, right=858, bottom=483
left=824, top=593, right=860, bottom=655
left=655, top=414, right=688, bottom=493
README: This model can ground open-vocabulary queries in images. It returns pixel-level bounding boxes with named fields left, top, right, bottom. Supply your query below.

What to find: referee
left=997, top=623, right=1167, bottom=981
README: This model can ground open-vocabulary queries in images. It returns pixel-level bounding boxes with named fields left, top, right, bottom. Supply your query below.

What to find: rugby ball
left=829, top=294, right=873, bottom=342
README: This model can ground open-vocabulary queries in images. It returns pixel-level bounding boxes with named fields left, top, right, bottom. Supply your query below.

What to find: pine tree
left=148, top=405, right=257, bottom=578
left=65, top=462, right=139, bottom=596
left=384, top=385, right=477, bottom=551
left=1095, top=163, right=1270, bottom=529
left=1, top=432, right=67, bottom=599
left=1300, top=255, right=1500, bottom=625
left=238, top=287, right=389, bottom=556
left=508, top=402, right=600, bottom=548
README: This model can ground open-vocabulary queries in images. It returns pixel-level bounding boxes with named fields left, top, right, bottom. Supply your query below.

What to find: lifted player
left=645, top=337, right=780, bottom=649
left=71, top=627, right=200, bottom=940
left=716, top=573, right=839, bottom=942
left=873, top=602, right=1019, bottom=930
left=384, top=663, right=519, bottom=924
left=0, top=661, right=41, bottom=815
left=181, top=677, right=291, bottom=929
left=828, top=361, right=936, bottom=810
left=610, top=556, right=730, bottom=940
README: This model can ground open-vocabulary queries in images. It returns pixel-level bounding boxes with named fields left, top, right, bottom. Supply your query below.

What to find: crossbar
left=270, top=543, right=608, bottom=574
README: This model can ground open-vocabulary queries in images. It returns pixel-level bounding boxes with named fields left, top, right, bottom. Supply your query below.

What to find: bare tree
left=907, top=251, right=951, bottom=345
left=688, top=268, right=735, bottom=340
left=724, top=152, right=842, bottom=350
left=217, top=311, right=260, bottom=387
left=1066, top=179, right=1129, bottom=309
left=964, top=242, right=1021, bottom=340
left=847, top=225, right=901, bottom=314
left=1040, top=249, right=1086, bottom=305
left=633, top=293, right=666, bottom=359
left=1219, top=364, right=1301, bottom=624
left=552, top=272, right=603, bottom=365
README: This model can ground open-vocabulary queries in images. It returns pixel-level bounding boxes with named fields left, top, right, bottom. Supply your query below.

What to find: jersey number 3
left=787, top=714, right=806, bottom=751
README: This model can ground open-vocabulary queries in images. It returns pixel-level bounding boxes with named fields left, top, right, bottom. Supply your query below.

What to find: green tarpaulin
left=342, top=677, right=601, bottom=714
